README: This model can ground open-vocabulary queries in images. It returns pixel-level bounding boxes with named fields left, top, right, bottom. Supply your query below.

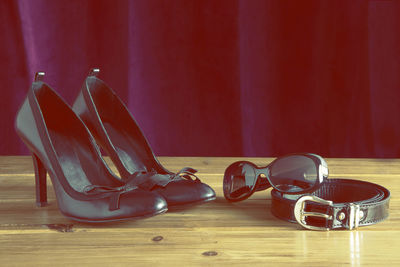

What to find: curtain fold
left=2, top=0, right=400, bottom=157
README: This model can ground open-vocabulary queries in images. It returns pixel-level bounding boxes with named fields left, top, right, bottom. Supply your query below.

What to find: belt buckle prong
left=294, top=195, right=334, bottom=231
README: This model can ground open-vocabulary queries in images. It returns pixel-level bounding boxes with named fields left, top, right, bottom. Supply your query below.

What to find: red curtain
left=2, top=0, right=400, bottom=157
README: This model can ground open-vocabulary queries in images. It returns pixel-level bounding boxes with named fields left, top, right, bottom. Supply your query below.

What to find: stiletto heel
left=32, top=153, right=47, bottom=207
left=73, top=68, right=216, bottom=207
left=15, top=72, right=167, bottom=222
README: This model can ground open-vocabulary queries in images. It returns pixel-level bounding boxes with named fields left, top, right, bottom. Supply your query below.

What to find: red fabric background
left=1, top=0, right=400, bottom=157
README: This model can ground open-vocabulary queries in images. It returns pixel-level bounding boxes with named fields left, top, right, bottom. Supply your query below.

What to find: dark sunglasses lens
left=270, top=155, right=318, bottom=193
left=223, top=162, right=256, bottom=200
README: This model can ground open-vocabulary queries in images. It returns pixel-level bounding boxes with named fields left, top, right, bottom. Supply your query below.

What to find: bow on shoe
left=82, top=167, right=200, bottom=210
left=131, top=167, right=201, bottom=191
left=174, top=167, right=201, bottom=182
left=83, top=177, right=139, bottom=211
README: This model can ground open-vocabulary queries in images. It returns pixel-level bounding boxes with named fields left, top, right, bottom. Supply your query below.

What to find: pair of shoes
left=15, top=70, right=216, bottom=223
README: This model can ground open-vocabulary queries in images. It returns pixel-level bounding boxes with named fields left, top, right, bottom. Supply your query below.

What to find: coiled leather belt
left=271, top=179, right=390, bottom=230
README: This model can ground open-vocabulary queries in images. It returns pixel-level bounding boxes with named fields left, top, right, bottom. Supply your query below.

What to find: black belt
left=271, top=179, right=390, bottom=230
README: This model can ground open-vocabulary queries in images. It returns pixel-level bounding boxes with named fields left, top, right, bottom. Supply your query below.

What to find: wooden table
left=0, top=156, right=399, bottom=266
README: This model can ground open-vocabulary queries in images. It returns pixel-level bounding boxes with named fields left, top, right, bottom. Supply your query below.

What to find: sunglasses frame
left=223, top=153, right=329, bottom=202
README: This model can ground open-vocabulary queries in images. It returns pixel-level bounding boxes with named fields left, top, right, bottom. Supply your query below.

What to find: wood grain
left=0, top=156, right=399, bottom=266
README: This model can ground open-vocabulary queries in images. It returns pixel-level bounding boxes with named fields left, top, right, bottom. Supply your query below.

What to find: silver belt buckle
left=294, top=195, right=334, bottom=231
left=348, top=203, right=361, bottom=230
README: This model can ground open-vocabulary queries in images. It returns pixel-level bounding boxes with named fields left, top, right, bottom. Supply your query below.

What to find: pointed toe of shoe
left=154, top=179, right=216, bottom=207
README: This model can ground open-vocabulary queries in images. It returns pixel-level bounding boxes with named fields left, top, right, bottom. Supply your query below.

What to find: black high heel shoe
left=72, top=69, right=216, bottom=207
left=15, top=72, right=167, bottom=222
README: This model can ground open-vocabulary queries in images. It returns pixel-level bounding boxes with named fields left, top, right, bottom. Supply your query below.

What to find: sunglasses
left=223, top=153, right=329, bottom=202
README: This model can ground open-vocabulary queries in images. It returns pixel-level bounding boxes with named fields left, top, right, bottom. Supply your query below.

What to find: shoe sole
left=63, top=207, right=168, bottom=223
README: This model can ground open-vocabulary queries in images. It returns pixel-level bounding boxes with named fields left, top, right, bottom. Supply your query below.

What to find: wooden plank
left=1, top=229, right=400, bottom=266
left=0, top=156, right=399, bottom=266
